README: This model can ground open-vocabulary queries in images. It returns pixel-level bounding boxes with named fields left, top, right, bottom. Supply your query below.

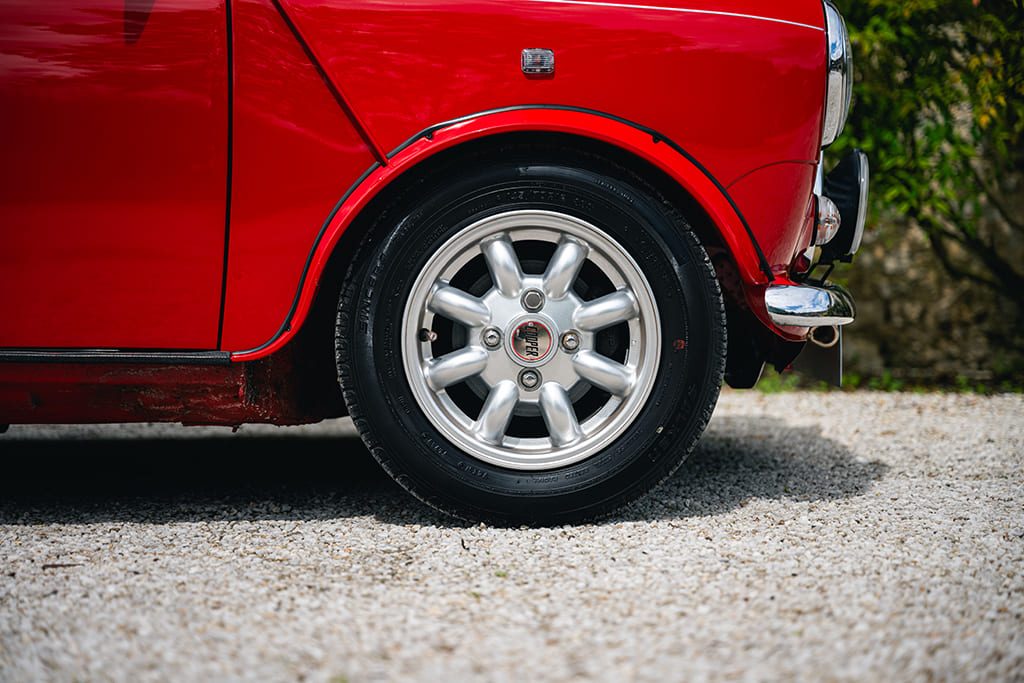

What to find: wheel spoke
left=424, top=347, right=488, bottom=391
left=539, top=383, right=582, bottom=446
left=572, top=350, right=636, bottom=396
left=574, top=290, right=639, bottom=332
left=473, top=380, right=519, bottom=444
left=543, top=238, right=588, bottom=299
left=427, top=284, right=490, bottom=328
left=480, top=234, right=523, bottom=297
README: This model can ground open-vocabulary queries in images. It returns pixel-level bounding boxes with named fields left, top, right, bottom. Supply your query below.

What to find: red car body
left=0, top=0, right=846, bottom=426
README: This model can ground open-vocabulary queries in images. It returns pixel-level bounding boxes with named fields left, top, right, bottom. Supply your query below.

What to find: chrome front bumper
left=765, top=282, right=856, bottom=327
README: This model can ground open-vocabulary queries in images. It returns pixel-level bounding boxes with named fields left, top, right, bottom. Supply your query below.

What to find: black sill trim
left=0, top=350, right=231, bottom=365
left=232, top=105, right=774, bottom=358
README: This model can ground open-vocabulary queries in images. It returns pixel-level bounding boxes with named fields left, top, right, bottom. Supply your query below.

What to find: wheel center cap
left=507, top=318, right=554, bottom=365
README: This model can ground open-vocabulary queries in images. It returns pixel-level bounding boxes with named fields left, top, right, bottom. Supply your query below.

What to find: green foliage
left=753, top=366, right=1023, bottom=394
left=866, top=370, right=905, bottom=391
left=831, top=0, right=1024, bottom=298
left=754, top=367, right=803, bottom=393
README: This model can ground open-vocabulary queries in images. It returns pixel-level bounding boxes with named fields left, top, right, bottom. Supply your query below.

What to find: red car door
left=0, top=1, right=229, bottom=349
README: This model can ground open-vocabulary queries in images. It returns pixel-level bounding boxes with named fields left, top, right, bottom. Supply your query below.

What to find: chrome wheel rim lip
left=401, top=209, right=661, bottom=471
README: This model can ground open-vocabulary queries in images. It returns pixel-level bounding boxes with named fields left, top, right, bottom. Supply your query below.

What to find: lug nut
left=560, top=331, right=580, bottom=352
left=521, top=289, right=545, bottom=312
left=481, top=327, right=502, bottom=349
left=518, top=369, right=541, bottom=390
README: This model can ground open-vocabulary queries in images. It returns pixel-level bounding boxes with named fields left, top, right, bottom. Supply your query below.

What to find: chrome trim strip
left=813, top=152, right=824, bottom=194
left=765, top=282, right=856, bottom=327
left=527, top=0, right=823, bottom=31
left=803, top=154, right=824, bottom=263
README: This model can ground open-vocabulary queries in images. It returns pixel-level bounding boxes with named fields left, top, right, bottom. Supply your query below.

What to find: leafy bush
left=832, top=0, right=1023, bottom=301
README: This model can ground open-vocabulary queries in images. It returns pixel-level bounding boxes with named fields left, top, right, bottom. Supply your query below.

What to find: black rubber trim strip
left=0, top=350, right=231, bottom=365
left=388, top=104, right=774, bottom=279
left=216, top=0, right=234, bottom=349
left=232, top=161, right=382, bottom=357
left=231, top=105, right=775, bottom=358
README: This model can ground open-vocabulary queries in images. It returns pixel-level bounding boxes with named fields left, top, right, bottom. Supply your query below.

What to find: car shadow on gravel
left=0, top=416, right=887, bottom=527
left=616, top=416, right=889, bottom=522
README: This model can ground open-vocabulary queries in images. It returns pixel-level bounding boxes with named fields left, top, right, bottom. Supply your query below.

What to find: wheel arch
left=231, top=108, right=774, bottom=363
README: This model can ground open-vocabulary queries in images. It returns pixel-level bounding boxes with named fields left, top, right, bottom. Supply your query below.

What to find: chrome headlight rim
left=848, top=149, right=869, bottom=255
left=822, top=1, right=852, bottom=147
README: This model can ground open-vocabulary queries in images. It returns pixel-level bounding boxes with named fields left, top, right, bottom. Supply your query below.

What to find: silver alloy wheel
left=401, top=210, right=661, bottom=470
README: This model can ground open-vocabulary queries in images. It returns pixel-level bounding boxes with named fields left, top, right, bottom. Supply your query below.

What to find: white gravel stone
left=0, top=391, right=1021, bottom=682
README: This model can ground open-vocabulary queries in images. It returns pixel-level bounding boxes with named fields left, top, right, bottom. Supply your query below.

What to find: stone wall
left=841, top=221, right=1024, bottom=385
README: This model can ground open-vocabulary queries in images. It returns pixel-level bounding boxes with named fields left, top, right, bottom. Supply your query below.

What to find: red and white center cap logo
left=510, top=320, right=553, bottom=364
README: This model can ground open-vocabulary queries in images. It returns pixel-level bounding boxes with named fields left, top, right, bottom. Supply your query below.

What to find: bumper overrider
left=765, top=281, right=855, bottom=327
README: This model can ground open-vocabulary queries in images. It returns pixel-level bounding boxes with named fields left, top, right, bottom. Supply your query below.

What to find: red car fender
left=232, top=107, right=776, bottom=362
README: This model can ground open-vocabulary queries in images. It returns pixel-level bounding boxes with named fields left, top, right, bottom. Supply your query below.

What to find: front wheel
left=337, top=156, right=725, bottom=524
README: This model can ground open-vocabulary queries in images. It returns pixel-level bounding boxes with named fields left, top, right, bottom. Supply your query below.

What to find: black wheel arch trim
left=231, top=105, right=773, bottom=359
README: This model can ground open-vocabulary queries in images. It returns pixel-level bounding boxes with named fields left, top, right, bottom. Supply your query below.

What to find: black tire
left=336, top=151, right=726, bottom=525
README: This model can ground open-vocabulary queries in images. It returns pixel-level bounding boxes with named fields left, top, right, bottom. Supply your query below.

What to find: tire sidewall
left=348, top=162, right=723, bottom=520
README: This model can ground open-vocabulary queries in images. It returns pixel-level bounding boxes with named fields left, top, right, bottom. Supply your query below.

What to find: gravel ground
left=1, top=391, right=1021, bottom=682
